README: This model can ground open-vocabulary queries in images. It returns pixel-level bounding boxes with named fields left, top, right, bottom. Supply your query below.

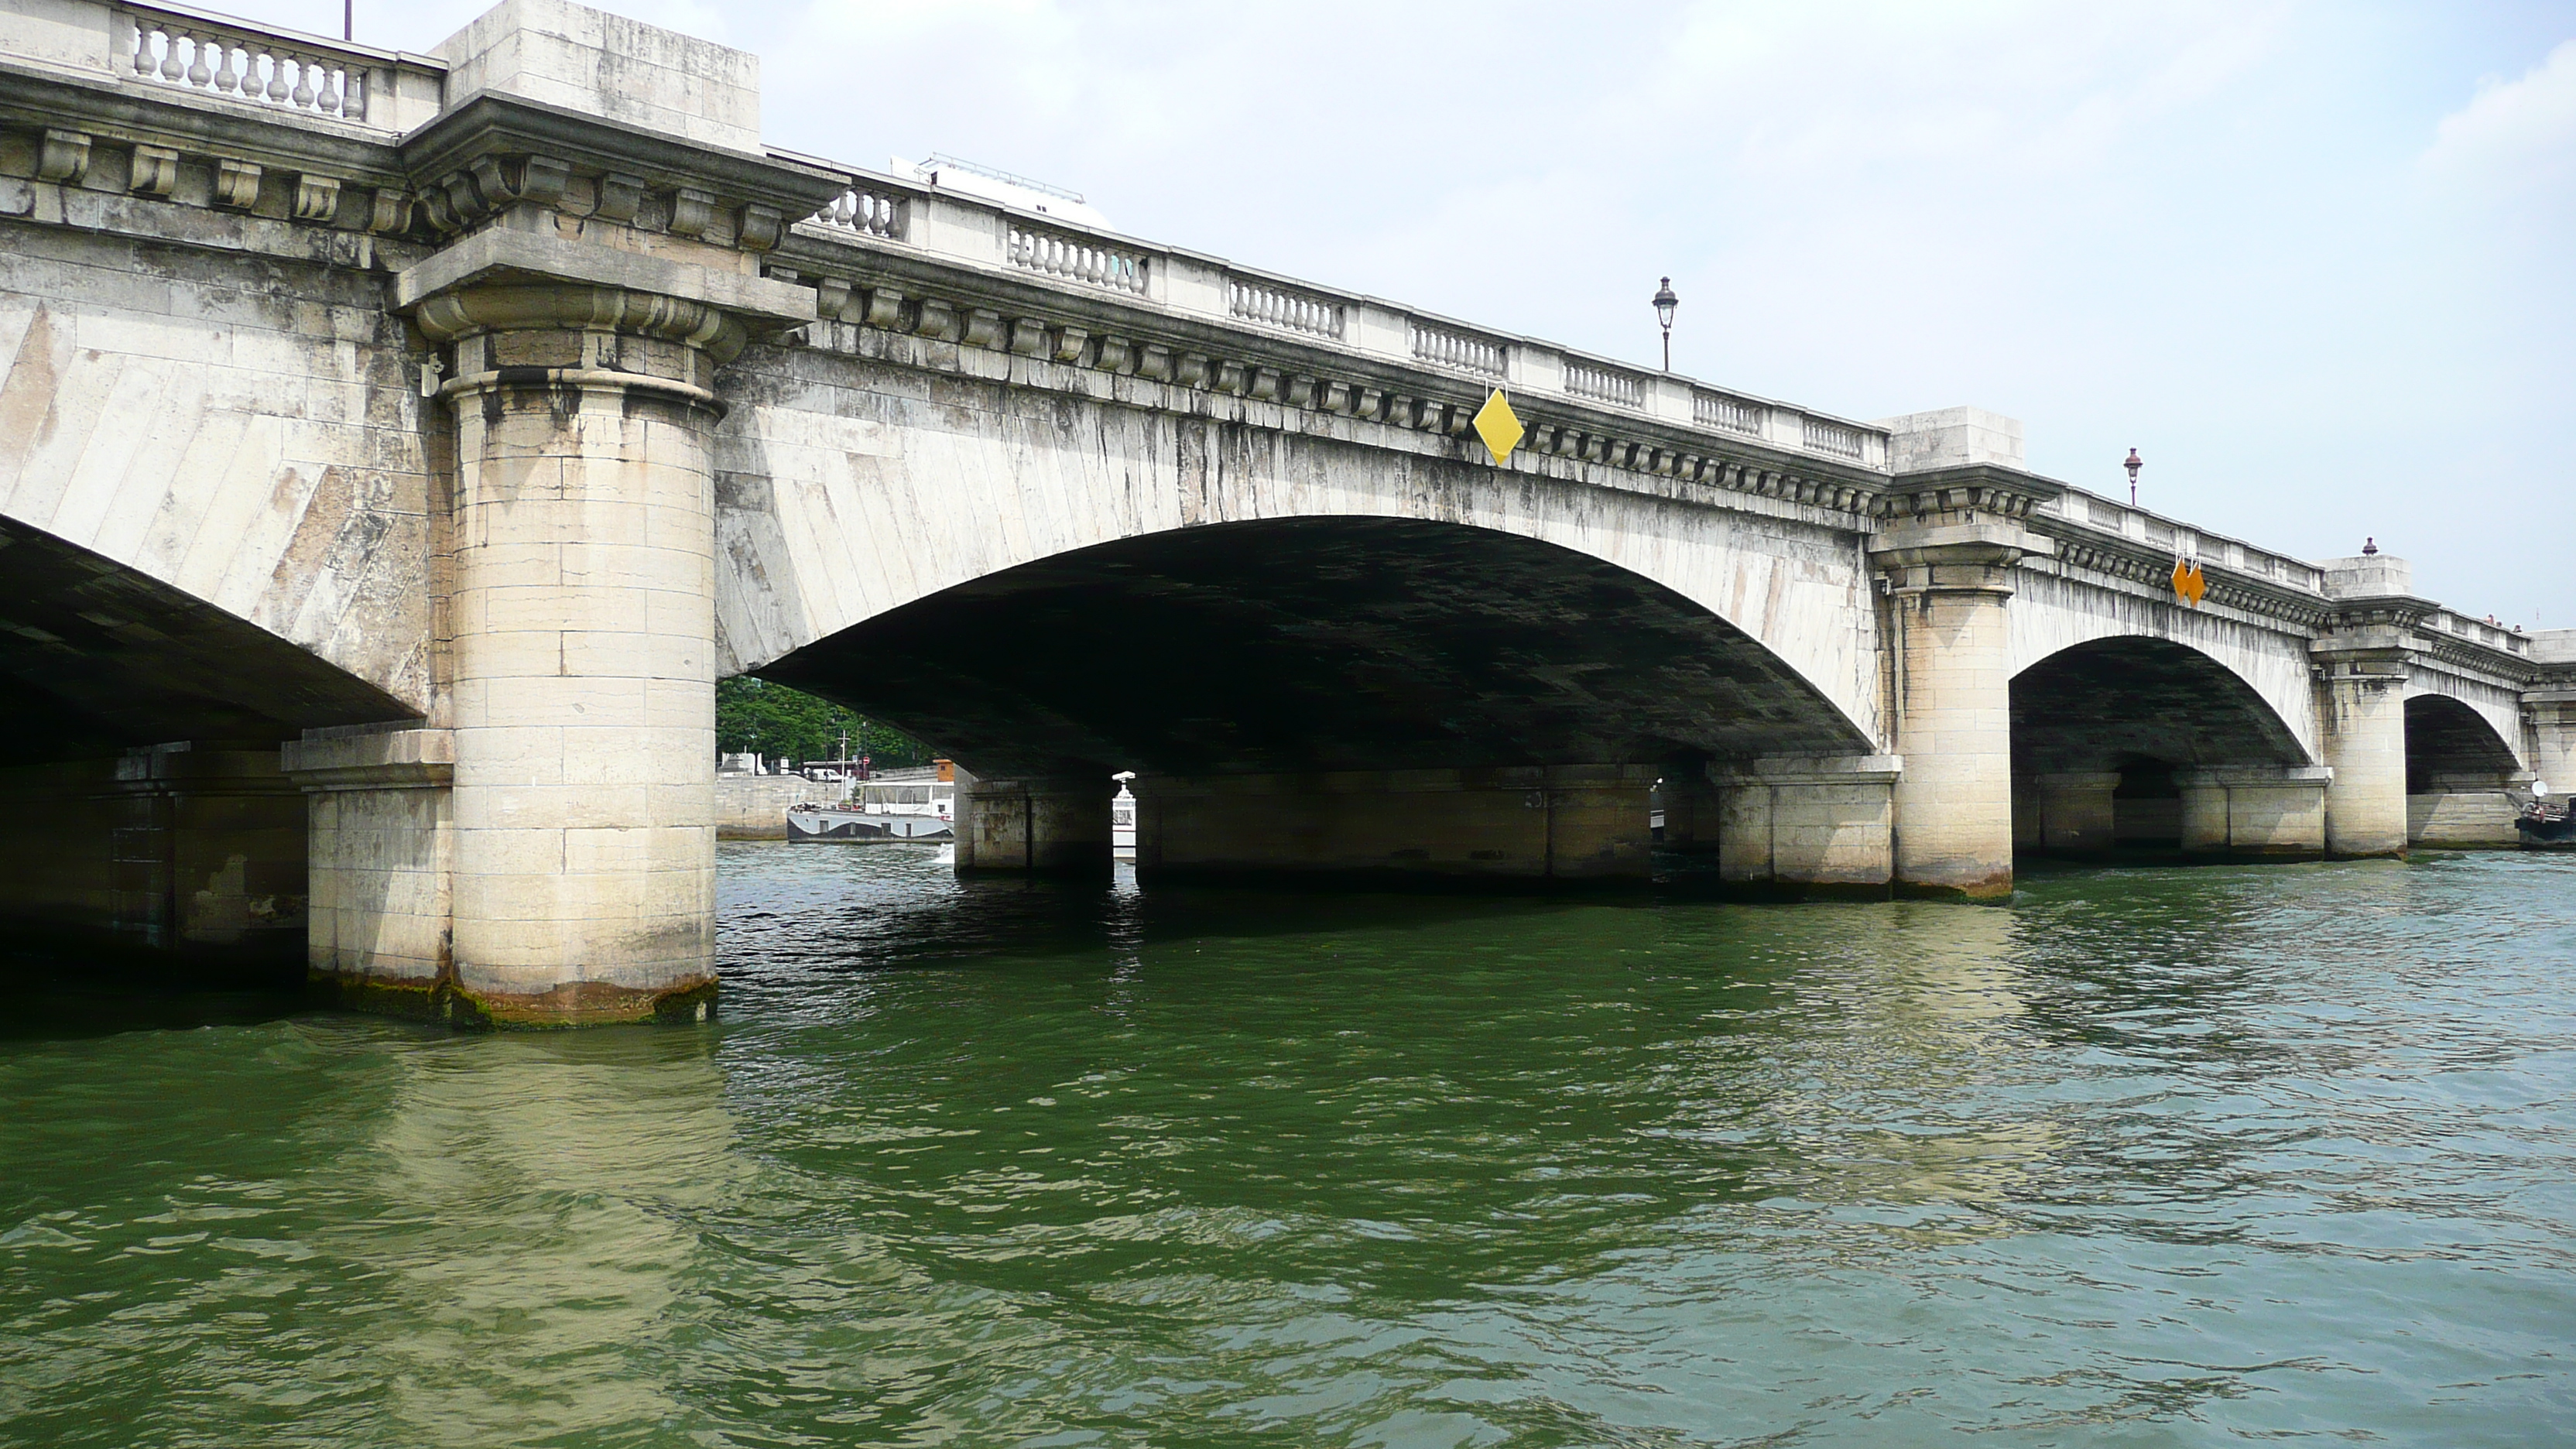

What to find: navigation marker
left=2170, top=557, right=2208, bottom=608
left=1472, top=389, right=1524, bottom=466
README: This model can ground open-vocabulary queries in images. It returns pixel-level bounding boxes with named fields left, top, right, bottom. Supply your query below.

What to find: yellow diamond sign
left=1471, top=389, right=1524, bottom=466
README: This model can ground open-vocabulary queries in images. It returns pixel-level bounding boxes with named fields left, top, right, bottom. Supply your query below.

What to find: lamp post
left=2123, top=447, right=2142, bottom=506
left=1652, top=276, right=1678, bottom=372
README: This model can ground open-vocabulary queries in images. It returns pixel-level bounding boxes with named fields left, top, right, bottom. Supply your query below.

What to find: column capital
left=396, top=224, right=821, bottom=407
left=1868, top=464, right=2057, bottom=598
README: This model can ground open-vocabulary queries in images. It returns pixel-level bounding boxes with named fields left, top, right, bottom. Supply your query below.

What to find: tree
left=714, top=677, right=933, bottom=769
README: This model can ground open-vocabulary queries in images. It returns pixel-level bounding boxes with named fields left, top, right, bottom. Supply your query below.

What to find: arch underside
left=2011, top=635, right=2310, bottom=773
left=2404, top=694, right=2519, bottom=788
left=0, top=516, right=409, bottom=756
left=753, top=516, right=1872, bottom=779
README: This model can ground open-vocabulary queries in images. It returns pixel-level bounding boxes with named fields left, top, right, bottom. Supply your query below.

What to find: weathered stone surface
left=0, top=0, right=2556, bottom=1023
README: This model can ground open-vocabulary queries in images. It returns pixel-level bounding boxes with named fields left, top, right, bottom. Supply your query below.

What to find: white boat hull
left=786, top=808, right=954, bottom=843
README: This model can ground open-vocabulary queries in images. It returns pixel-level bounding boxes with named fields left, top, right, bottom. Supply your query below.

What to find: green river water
left=2, top=845, right=2572, bottom=1446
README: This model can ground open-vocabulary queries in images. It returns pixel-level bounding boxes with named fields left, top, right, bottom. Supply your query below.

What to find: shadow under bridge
left=2010, top=635, right=2316, bottom=858
left=749, top=516, right=1872, bottom=880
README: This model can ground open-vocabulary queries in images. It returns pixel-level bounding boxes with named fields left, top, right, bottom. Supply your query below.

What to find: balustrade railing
left=1228, top=279, right=1342, bottom=339
left=2430, top=608, right=2531, bottom=654
left=812, top=184, right=905, bottom=240
left=1564, top=360, right=1645, bottom=409
left=121, top=7, right=373, bottom=123
left=1800, top=416, right=1865, bottom=460
left=1694, top=391, right=1762, bottom=435
left=1410, top=322, right=1506, bottom=379
left=1007, top=224, right=1149, bottom=294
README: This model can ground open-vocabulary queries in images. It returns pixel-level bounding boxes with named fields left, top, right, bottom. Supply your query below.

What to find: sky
left=238, top=0, right=2575, bottom=625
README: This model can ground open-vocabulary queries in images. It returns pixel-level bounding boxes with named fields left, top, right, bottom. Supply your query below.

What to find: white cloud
left=2423, top=37, right=2576, bottom=197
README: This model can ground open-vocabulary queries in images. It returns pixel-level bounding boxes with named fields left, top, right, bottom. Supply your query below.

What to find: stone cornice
left=768, top=230, right=1892, bottom=523
left=2023, top=510, right=2336, bottom=630
left=0, top=55, right=414, bottom=230
left=397, top=91, right=847, bottom=252
left=1874, top=463, right=2064, bottom=522
left=0, top=55, right=405, bottom=182
left=2413, top=634, right=2539, bottom=688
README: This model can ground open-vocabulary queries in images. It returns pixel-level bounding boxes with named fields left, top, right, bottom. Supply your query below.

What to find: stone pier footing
left=1132, top=766, right=1655, bottom=885
left=0, top=744, right=309, bottom=984
left=2177, top=766, right=2330, bottom=856
left=2407, top=770, right=2533, bottom=848
left=2013, top=771, right=2120, bottom=855
left=284, top=725, right=461, bottom=1019
left=1711, top=755, right=1900, bottom=897
left=955, top=776, right=1115, bottom=875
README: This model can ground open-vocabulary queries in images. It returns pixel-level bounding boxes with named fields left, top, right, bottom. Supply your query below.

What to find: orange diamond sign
left=1471, top=389, right=1524, bottom=466
left=2170, top=557, right=2208, bottom=607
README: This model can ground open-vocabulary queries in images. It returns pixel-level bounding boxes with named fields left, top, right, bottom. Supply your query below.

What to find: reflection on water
left=3, top=844, right=2573, bottom=1446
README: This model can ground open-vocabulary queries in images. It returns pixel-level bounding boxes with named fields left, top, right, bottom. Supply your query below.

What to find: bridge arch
left=0, top=516, right=417, bottom=972
left=745, top=514, right=1876, bottom=779
left=2403, top=694, right=2522, bottom=791
left=710, top=351, right=1888, bottom=753
left=2009, top=635, right=2317, bottom=856
left=2400, top=693, right=2529, bottom=848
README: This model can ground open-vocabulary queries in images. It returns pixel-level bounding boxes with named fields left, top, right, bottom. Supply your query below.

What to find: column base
left=286, top=725, right=719, bottom=1028
left=1137, top=766, right=1653, bottom=886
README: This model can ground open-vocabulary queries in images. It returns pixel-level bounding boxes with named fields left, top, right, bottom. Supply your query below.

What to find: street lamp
left=2123, top=447, right=2142, bottom=506
left=1652, top=276, right=1679, bottom=372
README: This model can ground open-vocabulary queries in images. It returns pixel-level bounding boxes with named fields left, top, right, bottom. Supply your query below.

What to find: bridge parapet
left=783, top=170, right=1892, bottom=481
left=5, top=0, right=447, bottom=134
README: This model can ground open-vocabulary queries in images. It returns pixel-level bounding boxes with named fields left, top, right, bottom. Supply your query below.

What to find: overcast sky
left=240, top=0, right=2574, bottom=625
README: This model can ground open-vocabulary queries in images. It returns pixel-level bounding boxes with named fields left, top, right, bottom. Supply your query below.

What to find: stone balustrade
left=1005, top=221, right=1150, bottom=295
left=786, top=169, right=1891, bottom=476
left=1409, top=320, right=1509, bottom=379
left=1228, top=277, right=1343, bottom=340
left=111, top=2, right=446, bottom=132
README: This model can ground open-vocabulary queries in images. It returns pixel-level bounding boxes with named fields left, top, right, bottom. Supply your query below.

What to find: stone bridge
left=0, top=0, right=2564, bottom=1023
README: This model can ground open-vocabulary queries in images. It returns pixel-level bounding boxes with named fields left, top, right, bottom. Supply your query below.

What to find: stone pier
left=1872, top=452, right=2053, bottom=900
left=2530, top=632, right=2576, bottom=796
left=300, top=0, right=837, bottom=1021
left=2177, top=766, right=2330, bottom=856
left=2315, top=556, right=2420, bottom=858
left=955, top=776, right=1114, bottom=876
left=1711, top=755, right=1899, bottom=896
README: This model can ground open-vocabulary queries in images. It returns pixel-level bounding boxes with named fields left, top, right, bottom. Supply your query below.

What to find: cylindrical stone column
left=418, top=285, right=742, bottom=1024
left=1878, top=542, right=2021, bottom=900
left=2317, top=651, right=2410, bottom=858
